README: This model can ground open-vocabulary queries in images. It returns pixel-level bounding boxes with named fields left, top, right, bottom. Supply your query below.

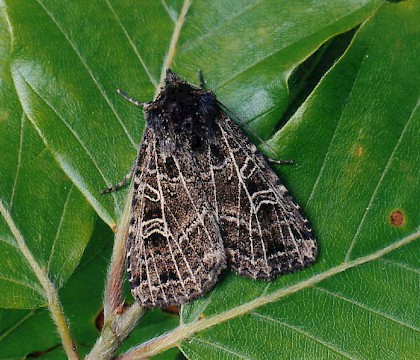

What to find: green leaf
left=0, top=219, right=180, bottom=358
left=0, top=308, right=57, bottom=358
left=3, top=0, right=382, bottom=226
left=0, top=4, right=95, bottom=309
left=0, top=219, right=112, bottom=358
left=2, top=0, right=419, bottom=359
left=178, top=2, right=420, bottom=359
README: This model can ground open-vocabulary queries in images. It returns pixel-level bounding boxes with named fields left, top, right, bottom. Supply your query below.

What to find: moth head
left=143, top=70, right=219, bottom=150
left=148, top=69, right=217, bottom=125
left=164, top=68, right=183, bottom=85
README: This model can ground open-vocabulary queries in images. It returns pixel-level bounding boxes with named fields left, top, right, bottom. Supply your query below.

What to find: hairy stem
left=87, top=186, right=146, bottom=359
left=90, top=0, right=193, bottom=356
left=103, top=186, right=132, bottom=319
left=0, top=201, right=78, bottom=360
left=87, top=303, right=144, bottom=360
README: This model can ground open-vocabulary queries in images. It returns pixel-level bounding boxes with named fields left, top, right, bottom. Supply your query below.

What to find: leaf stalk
left=0, top=201, right=79, bottom=360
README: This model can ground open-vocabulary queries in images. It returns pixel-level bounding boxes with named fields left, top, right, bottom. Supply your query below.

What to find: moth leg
left=101, top=165, right=135, bottom=194
left=198, top=69, right=206, bottom=89
left=268, top=159, right=293, bottom=165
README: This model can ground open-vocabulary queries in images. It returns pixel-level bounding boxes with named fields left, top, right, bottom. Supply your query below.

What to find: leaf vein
left=20, top=77, right=121, bottom=212
left=0, top=201, right=77, bottom=359
left=47, top=183, right=74, bottom=278
left=252, top=312, right=353, bottom=359
left=157, top=0, right=191, bottom=94
left=178, top=0, right=264, bottom=53
left=378, top=258, right=420, bottom=275
left=104, top=0, right=158, bottom=86
left=125, top=230, right=420, bottom=358
left=345, top=98, right=420, bottom=260
left=0, top=309, right=37, bottom=343
left=9, top=112, right=25, bottom=210
left=187, top=336, right=252, bottom=359
left=161, top=0, right=177, bottom=23
left=215, top=5, right=373, bottom=91
left=0, top=236, right=19, bottom=249
left=0, top=275, right=44, bottom=295
left=315, top=286, right=420, bottom=332
left=182, top=291, right=215, bottom=325
left=304, top=29, right=376, bottom=213
left=35, top=0, right=137, bottom=149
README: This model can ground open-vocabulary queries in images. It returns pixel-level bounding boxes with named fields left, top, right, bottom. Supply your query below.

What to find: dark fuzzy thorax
left=145, top=74, right=218, bottom=150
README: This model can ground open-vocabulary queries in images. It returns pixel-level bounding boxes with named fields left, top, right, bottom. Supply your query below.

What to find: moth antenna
left=116, top=89, right=145, bottom=107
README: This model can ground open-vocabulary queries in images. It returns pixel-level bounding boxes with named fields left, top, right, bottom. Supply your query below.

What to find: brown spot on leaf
left=390, top=210, right=404, bottom=227
left=358, top=146, right=363, bottom=157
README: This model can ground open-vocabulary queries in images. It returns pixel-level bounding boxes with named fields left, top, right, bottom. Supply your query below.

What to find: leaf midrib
left=155, top=0, right=191, bottom=95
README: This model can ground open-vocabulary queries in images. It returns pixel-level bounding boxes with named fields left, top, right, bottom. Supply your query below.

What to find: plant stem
left=87, top=300, right=145, bottom=359
left=87, top=186, right=146, bottom=359
left=103, top=186, right=132, bottom=320
left=91, top=0, right=193, bottom=354
left=45, top=282, right=79, bottom=360
left=0, top=201, right=78, bottom=360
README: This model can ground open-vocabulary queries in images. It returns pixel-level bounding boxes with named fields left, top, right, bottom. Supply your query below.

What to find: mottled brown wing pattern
left=128, top=128, right=226, bottom=308
left=107, top=70, right=318, bottom=308
left=197, top=113, right=317, bottom=280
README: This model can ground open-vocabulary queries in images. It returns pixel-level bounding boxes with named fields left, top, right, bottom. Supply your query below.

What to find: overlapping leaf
left=4, top=0, right=382, bottom=226
left=180, top=2, right=420, bottom=358
left=1, top=0, right=418, bottom=359
left=0, top=3, right=95, bottom=309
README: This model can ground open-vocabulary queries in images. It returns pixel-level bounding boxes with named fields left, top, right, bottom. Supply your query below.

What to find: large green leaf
left=177, top=2, right=420, bottom=359
left=2, top=0, right=419, bottom=359
left=0, top=3, right=95, bottom=309
left=0, top=219, right=179, bottom=358
left=4, top=0, right=382, bottom=226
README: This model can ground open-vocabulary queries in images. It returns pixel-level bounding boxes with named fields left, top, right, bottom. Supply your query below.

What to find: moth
left=103, top=69, right=317, bottom=308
